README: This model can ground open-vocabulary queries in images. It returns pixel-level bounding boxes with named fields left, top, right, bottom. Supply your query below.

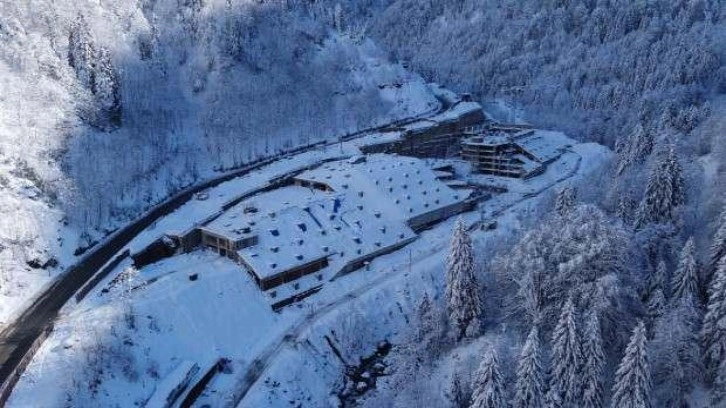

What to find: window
left=353, top=237, right=362, bottom=244
left=297, top=223, right=307, bottom=232
left=270, top=229, right=279, bottom=237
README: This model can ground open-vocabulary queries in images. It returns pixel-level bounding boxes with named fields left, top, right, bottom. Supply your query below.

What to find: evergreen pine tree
left=712, top=359, right=726, bottom=407
left=616, top=193, right=637, bottom=224
left=709, top=206, right=726, bottom=279
left=67, top=14, right=96, bottom=91
left=703, top=257, right=726, bottom=377
left=671, top=237, right=698, bottom=302
left=581, top=312, right=604, bottom=408
left=663, top=145, right=685, bottom=207
left=513, top=327, right=544, bottom=408
left=650, top=296, right=702, bottom=407
left=610, top=321, right=651, bottom=408
left=448, top=372, right=467, bottom=408
left=635, top=149, right=681, bottom=228
left=646, top=288, right=666, bottom=324
left=555, top=186, right=577, bottom=216
left=549, top=298, right=582, bottom=406
left=445, top=218, right=483, bottom=341
left=92, top=46, right=121, bottom=128
left=616, top=124, right=654, bottom=175
left=417, top=292, right=440, bottom=358
left=470, top=348, right=505, bottom=408
left=648, top=260, right=668, bottom=300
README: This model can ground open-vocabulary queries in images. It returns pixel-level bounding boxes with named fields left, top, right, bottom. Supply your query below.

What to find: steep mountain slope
left=0, top=0, right=438, bottom=321
left=363, top=0, right=723, bottom=144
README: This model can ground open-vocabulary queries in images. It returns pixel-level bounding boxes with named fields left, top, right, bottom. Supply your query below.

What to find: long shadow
left=0, top=0, right=442, bottom=404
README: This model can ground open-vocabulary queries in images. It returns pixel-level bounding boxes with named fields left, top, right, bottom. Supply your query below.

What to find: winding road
left=0, top=97, right=450, bottom=405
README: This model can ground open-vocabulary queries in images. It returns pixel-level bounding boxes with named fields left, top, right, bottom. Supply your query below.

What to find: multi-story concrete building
left=461, top=128, right=570, bottom=179
left=196, top=154, right=477, bottom=309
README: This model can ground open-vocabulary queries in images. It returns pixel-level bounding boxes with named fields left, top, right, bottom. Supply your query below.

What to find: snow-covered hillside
left=8, top=126, right=610, bottom=406
left=0, top=0, right=438, bottom=323
left=4, top=1, right=726, bottom=407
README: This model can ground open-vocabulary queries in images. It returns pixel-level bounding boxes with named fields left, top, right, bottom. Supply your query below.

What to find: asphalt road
left=0, top=100, right=446, bottom=404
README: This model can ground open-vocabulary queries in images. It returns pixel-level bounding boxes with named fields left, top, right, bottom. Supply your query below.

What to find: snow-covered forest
left=308, top=1, right=726, bottom=407
left=2, top=0, right=726, bottom=407
left=0, top=0, right=436, bottom=319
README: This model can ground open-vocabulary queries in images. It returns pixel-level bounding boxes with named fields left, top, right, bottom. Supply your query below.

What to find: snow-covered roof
left=403, top=119, right=438, bottom=133
left=462, top=129, right=569, bottom=164
left=517, top=130, right=571, bottom=163
left=513, top=154, right=540, bottom=173
left=294, top=154, right=471, bottom=222
left=202, top=183, right=417, bottom=282
left=237, top=205, right=332, bottom=280
left=428, top=83, right=460, bottom=106
left=433, top=101, right=483, bottom=123
left=200, top=155, right=471, bottom=291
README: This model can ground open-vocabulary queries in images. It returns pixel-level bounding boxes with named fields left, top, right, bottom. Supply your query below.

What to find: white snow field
left=8, top=122, right=611, bottom=406
left=0, top=0, right=441, bottom=326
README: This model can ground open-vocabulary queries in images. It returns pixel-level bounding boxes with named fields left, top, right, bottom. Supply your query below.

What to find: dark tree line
left=68, top=14, right=121, bottom=130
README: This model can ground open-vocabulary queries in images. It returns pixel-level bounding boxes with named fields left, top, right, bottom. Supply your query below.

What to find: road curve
left=0, top=100, right=446, bottom=405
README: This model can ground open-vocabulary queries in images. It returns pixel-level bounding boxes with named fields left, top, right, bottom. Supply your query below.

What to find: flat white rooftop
left=294, top=154, right=471, bottom=222
left=203, top=184, right=417, bottom=282
left=199, top=154, right=474, bottom=304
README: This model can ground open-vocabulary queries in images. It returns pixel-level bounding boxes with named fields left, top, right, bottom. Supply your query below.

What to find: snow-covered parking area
left=8, top=135, right=611, bottom=406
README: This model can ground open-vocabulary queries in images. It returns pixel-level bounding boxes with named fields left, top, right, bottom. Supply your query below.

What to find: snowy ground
left=481, top=99, right=529, bottom=125
left=237, top=141, right=611, bottom=408
left=0, top=71, right=437, bottom=329
left=0, top=0, right=444, bottom=326
left=8, top=120, right=611, bottom=406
